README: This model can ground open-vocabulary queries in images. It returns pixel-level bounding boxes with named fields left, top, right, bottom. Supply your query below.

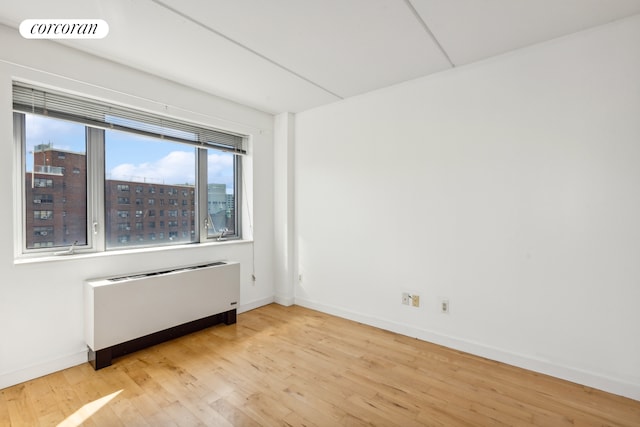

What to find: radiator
left=84, top=261, right=239, bottom=369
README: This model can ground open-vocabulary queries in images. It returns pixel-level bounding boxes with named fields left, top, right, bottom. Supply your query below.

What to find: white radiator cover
left=84, top=261, right=240, bottom=351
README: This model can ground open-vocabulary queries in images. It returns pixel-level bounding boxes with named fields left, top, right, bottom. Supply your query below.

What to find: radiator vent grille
left=108, top=261, right=226, bottom=282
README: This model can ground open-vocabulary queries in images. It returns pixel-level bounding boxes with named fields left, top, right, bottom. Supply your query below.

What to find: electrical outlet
left=440, top=298, right=449, bottom=314
left=402, top=292, right=410, bottom=305
left=411, top=294, right=420, bottom=307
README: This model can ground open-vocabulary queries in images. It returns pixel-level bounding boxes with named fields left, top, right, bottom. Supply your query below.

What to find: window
left=14, top=82, right=245, bottom=255
left=205, top=148, right=238, bottom=238
left=34, top=226, right=53, bottom=236
left=33, top=210, right=53, bottom=220
left=33, top=194, right=53, bottom=204
left=34, top=178, right=53, bottom=188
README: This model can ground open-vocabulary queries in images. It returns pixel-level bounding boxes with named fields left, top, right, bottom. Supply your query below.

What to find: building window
left=33, top=194, right=53, bottom=204
left=14, top=81, right=245, bottom=255
left=34, top=226, right=53, bottom=237
left=33, top=210, right=53, bottom=220
left=33, top=241, right=54, bottom=248
left=34, top=178, right=53, bottom=188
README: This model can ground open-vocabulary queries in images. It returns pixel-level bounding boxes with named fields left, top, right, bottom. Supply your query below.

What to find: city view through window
left=23, top=114, right=237, bottom=251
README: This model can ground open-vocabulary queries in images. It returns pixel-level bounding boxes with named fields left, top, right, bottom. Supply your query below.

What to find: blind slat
left=12, top=82, right=246, bottom=154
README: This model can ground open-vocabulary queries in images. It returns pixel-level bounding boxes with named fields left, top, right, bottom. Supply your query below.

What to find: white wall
left=0, top=24, right=275, bottom=388
left=294, top=15, right=640, bottom=400
left=273, top=113, right=296, bottom=306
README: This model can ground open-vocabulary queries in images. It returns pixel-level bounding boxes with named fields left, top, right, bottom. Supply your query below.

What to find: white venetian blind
left=13, top=82, right=246, bottom=154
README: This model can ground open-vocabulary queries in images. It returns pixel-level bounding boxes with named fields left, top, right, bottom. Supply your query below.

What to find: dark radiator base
left=88, top=309, right=237, bottom=370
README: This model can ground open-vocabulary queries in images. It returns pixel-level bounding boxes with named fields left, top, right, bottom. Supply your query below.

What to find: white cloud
left=110, top=150, right=196, bottom=185
left=208, top=152, right=234, bottom=192
left=108, top=150, right=235, bottom=190
left=25, top=114, right=84, bottom=152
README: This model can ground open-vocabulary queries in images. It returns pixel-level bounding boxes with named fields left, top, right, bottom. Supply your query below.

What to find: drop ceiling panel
left=0, top=0, right=339, bottom=113
left=2, top=0, right=640, bottom=114
left=153, top=0, right=453, bottom=98
left=411, top=0, right=640, bottom=65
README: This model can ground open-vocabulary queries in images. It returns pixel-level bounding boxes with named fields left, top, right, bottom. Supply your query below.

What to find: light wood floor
left=1, top=304, right=639, bottom=426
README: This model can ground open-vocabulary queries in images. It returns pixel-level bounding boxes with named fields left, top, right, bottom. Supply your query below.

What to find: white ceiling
left=1, top=0, right=640, bottom=114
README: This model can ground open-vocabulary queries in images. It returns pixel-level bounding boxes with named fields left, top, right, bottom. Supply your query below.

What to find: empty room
left=1, top=1, right=640, bottom=425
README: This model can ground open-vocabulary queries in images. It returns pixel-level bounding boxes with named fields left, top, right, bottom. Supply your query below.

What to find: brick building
left=25, top=144, right=87, bottom=249
left=105, top=179, right=196, bottom=247
left=25, top=145, right=235, bottom=250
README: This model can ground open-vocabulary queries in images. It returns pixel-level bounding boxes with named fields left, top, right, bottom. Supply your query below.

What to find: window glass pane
left=105, top=130, right=196, bottom=249
left=24, top=114, right=87, bottom=249
left=206, top=148, right=236, bottom=238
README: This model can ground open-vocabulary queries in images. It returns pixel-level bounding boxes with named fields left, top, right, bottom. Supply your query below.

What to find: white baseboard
left=0, top=349, right=87, bottom=390
left=274, top=294, right=294, bottom=306
left=238, top=296, right=274, bottom=314
left=295, top=297, right=640, bottom=402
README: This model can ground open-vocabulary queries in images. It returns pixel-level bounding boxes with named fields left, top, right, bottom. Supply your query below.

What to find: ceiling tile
left=155, top=0, right=453, bottom=98
left=411, top=0, right=640, bottom=65
left=0, top=0, right=339, bottom=113
left=2, top=0, right=640, bottom=114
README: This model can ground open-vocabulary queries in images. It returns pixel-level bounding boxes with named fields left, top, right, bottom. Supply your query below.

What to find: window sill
left=14, top=239, right=254, bottom=265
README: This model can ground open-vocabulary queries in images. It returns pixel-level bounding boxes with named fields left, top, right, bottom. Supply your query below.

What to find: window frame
left=13, top=89, right=245, bottom=258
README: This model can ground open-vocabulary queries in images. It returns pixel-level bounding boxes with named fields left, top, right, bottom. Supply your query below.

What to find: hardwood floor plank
left=4, top=384, right=38, bottom=426
left=1, top=304, right=639, bottom=426
left=0, top=390, right=10, bottom=427
left=209, top=396, right=262, bottom=427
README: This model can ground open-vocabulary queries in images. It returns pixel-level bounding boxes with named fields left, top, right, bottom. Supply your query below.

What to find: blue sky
left=25, top=114, right=235, bottom=193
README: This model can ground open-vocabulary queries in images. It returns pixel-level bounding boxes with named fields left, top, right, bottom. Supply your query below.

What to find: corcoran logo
left=19, top=19, right=109, bottom=39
